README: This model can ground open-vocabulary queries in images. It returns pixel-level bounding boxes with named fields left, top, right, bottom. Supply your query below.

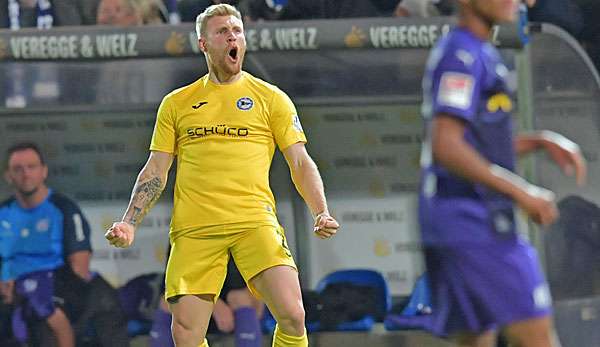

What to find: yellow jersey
left=150, top=72, right=306, bottom=237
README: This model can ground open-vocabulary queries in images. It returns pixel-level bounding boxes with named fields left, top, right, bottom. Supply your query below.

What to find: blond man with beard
left=105, top=4, right=339, bottom=347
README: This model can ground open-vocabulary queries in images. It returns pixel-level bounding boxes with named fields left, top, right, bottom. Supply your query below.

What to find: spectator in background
left=0, top=143, right=77, bottom=347
left=96, top=0, right=138, bottom=25
left=94, top=0, right=179, bottom=105
left=0, top=0, right=98, bottom=109
left=0, top=142, right=128, bottom=347
left=0, top=0, right=99, bottom=28
left=393, top=0, right=455, bottom=18
left=163, top=0, right=179, bottom=24
left=96, top=0, right=170, bottom=25
left=0, top=0, right=52, bottom=29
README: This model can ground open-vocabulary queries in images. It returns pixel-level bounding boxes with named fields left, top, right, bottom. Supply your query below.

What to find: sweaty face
left=469, top=0, right=518, bottom=24
left=5, top=149, right=47, bottom=197
left=201, top=15, right=246, bottom=78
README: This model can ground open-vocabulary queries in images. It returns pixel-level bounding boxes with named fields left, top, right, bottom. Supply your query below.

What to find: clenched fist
left=313, top=212, right=340, bottom=239
left=105, top=221, right=136, bottom=248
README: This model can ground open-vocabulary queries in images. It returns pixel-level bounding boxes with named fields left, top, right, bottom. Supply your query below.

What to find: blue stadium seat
left=126, top=319, right=153, bottom=337
left=384, top=273, right=432, bottom=331
left=314, top=269, right=391, bottom=332
left=261, top=307, right=277, bottom=334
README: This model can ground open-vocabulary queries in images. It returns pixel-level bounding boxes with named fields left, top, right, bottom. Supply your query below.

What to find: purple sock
left=11, top=306, right=28, bottom=343
left=149, top=308, right=174, bottom=347
left=234, top=307, right=262, bottom=347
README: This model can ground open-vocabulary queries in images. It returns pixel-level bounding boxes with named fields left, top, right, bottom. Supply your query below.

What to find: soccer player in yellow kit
left=105, top=3, right=339, bottom=347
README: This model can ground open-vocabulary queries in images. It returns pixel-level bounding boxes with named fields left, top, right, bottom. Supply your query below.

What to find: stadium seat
left=261, top=307, right=277, bottom=334
left=314, top=269, right=391, bottom=332
left=126, top=319, right=153, bottom=337
left=384, top=273, right=432, bottom=331
left=261, top=269, right=391, bottom=333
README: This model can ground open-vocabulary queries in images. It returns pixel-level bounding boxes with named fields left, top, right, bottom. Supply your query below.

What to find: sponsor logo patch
left=487, top=93, right=512, bottom=113
left=438, top=72, right=474, bottom=110
left=36, top=218, right=50, bottom=233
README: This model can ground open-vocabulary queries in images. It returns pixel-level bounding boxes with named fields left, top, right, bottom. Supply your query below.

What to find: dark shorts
left=423, top=237, right=552, bottom=337
left=53, top=265, right=98, bottom=322
left=15, top=270, right=57, bottom=320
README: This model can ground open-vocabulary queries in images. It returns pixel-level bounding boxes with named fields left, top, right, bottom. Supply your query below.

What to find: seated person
left=0, top=142, right=128, bottom=347
left=0, top=143, right=77, bottom=347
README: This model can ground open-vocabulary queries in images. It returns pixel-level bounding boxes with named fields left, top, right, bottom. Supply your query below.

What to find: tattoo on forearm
left=130, top=207, right=142, bottom=226
left=127, top=177, right=163, bottom=226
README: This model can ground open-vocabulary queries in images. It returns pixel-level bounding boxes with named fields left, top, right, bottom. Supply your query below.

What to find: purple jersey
left=419, top=27, right=517, bottom=245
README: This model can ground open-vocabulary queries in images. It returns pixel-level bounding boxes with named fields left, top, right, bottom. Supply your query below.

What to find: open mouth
left=228, top=47, right=238, bottom=61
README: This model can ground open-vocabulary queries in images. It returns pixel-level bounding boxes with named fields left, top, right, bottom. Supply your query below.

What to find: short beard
left=19, top=186, right=38, bottom=197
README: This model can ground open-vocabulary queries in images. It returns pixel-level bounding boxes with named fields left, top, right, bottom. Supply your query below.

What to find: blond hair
left=196, top=4, right=242, bottom=39
left=137, top=0, right=167, bottom=24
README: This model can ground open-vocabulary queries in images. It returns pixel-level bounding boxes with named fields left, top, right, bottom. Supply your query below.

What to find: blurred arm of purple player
left=515, top=131, right=587, bottom=186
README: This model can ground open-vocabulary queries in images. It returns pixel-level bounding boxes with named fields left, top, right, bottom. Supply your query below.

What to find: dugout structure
left=0, top=19, right=599, bottom=344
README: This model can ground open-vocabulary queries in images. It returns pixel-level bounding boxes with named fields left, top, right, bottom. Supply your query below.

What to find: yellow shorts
left=164, top=221, right=296, bottom=301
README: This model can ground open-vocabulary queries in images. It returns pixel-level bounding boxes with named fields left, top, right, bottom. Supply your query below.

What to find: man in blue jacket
left=0, top=142, right=128, bottom=347
left=0, top=142, right=86, bottom=347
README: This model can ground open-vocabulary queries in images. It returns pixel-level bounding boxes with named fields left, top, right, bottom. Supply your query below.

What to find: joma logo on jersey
left=192, top=101, right=208, bottom=109
left=186, top=125, right=250, bottom=138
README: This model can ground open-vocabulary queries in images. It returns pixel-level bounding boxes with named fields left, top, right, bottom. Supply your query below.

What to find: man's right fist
left=105, top=221, right=135, bottom=248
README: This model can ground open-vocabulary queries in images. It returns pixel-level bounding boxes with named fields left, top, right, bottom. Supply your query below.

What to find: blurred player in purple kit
left=418, top=0, right=586, bottom=346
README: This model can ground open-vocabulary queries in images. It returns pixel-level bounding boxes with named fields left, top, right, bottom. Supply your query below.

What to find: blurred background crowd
left=1, top=0, right=599, bottom=70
